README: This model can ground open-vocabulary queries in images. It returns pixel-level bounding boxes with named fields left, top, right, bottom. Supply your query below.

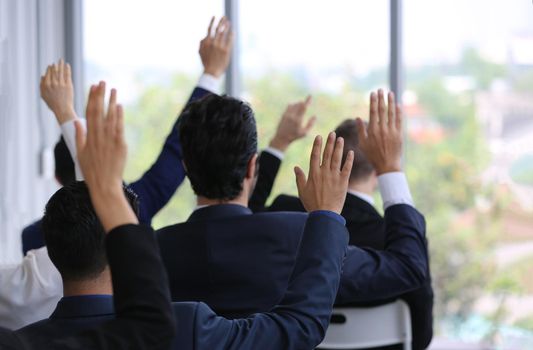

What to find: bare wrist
left=203, top=68, right=223, bottom=79
left=375, top=165, right=402, bottom=175
left=269, top=137, right=290, bottom=152
left=55, top=106, right=78, bottom=124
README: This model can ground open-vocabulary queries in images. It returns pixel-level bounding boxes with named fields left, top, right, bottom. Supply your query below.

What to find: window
left=404, top=0, right=533, bottom=346
left=239, top=0, right=389, bottom=201
left=84, top=0, right=223, bottom=226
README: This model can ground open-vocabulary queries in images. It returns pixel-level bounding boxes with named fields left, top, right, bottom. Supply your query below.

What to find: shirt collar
left=347, top=190, right=375, bottom=206
left=50, top=295, right=114, bottom=319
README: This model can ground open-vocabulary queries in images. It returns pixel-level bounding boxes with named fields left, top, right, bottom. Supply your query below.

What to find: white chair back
left=319, top=300, right=412, bottom=350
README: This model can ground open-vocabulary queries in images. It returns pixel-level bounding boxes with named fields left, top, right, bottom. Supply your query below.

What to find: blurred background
left=1, top=0, right=533, bottom=348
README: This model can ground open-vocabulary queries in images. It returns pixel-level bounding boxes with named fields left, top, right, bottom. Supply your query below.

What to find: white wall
left=0, top=0, right=73, bottom=264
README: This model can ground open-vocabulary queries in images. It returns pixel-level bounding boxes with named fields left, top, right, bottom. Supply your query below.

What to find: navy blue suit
left=20, top=87, right=212, bottom=256
left=250, top=151, right=434, bottom=349
left=14, top=212, right=349, bottom=349
left=157, top=202, right=428, bottom=318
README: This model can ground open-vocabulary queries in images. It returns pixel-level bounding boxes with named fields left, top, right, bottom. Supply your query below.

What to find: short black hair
left=42, top=181, right=139, bottom=282
left=335, top=119, right=374, bottom=182
left=54, top=137, right=75, bottom=186
left=179, top=94, right=258, bottom=200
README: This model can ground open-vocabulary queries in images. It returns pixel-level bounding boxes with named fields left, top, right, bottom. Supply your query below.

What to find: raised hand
left=356, top=89, right=402, bottom=175
left=199, top=16, right=234, bottom=78
left=294, top=132, right=354, bottom=214
left=269, top=96, right=316, bottom=152
left=40, top=59, right=78, bottom=124
left=75, top=82, right=137, bottom=231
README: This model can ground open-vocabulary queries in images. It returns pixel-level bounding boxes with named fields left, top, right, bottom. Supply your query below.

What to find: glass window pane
left=405, top=0, right=533, bottom=346
left=84, top=0, right=223, bottom=226
left=240, top=0, right=389, bottom=201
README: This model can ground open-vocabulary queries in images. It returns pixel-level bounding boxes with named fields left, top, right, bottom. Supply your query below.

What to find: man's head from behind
left=335, top=119, right=376, bottom=188
left=179, top=94, right=258, bottom=202
left=42, top=181, right=139, bottom=284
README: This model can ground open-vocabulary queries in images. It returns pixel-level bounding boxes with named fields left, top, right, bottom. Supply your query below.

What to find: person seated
left=21, top=137, right=74, bottom=255
left=13, top=80, right=354, bottom=350
left=154, top=88, right=428, bottom=318
left=19, top=15, right=233, bottom=255
left=250, top=110, right=434, bottom=349
left=2, top=16, right=233, bottom=330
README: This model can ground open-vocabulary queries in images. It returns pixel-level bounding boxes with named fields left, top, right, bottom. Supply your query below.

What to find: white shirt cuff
left=263, top=147, right=285, bottom=160
left=60, top=119, right=86, bottom=181
left=378, top=172, right=414, bottom=210
left=197, top=73, right=221, bottom=94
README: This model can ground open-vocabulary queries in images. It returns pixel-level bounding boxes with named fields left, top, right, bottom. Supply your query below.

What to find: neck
left=348, top=177, right=376, bottom=196
left=62, top=268, right=113, bottom=297
left=196, top=188, right=250, bottom=208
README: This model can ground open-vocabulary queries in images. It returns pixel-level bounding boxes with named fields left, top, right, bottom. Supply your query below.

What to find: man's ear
left=246, top=153, right=258, bottom=180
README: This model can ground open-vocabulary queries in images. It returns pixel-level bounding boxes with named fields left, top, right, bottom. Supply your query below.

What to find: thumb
left=294, top=166, right=307, bottom=195
left=304, top=116, right=317, bottom=134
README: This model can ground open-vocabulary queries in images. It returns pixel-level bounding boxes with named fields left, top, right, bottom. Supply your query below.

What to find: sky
left=83, top=0, right=533, bottom=99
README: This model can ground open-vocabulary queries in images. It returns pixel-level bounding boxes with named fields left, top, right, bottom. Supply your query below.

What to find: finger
left=368, top=92, right=378, bottom=129
left=378, top=89, right=386, bottom=128
left=93, top=82, right=106, bottom=144
left=388, top=91, right=395, bottom=128
left=304, top=95, right=312, bottom=107
left=331, top=137, right=344, bottom=171
left=206, top=16, right=215, bottom=38
left=58, top=60, right=64, bottom=81
left=342, top=150, right=355, bottom=179
left=116, top=104, right=125, bottom=142
left=395, top=105, right=402, bottom=131
left=222, top=21, right=232, bottom=44
left=74, top=120, right=87, bottom=157
left=106, top=88, right=118, bottom=136
left=65, top=63, right=72, bottom=84
left=321, top=132, right=336, bottom=168
left=309, top=135, right=322, bottom=175
left=294, top=166, right=307, bottom=195
left=303, top=116, right=317, bottom=134
left=51, top=64, right=59, bottom=83
left=85, top=85, right=98, bottom=143
left=215, top=17, right=226, bottom=42
left=226, top=28, right=235, bottom=48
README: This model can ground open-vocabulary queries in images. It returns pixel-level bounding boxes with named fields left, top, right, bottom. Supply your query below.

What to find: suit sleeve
left=173, top=212, right=349, bottom=350
left=336, top=204, right=429, bottom=304
left=47, top=224, right=175, bottom=350
left=249, top=151, right=282, bottom=213
left=129, top=86, right=213, bottom=224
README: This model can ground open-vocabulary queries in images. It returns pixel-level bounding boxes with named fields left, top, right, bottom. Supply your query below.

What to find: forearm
left=60, top=118, right=86, bottom=181
left=336, top=204, right=428, bottom=303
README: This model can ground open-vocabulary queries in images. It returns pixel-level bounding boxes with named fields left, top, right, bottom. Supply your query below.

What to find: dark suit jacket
left=10, top=224, right=176, bottom=349
left=250, top=150, right=434, bottom=350
left=157, top=198, right=428, bottom=316
left=21, top=86, right=212, bottom=256
left=9, top=212, right=349, bottom=349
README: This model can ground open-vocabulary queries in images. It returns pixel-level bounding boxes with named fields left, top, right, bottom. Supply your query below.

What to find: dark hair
left=335, top=119, right=374, bottom=182
left=42, top=181, right=139, bottom=282
left=54, top=137, right=75, bottom=186
left=179, top=94, right=258, bottom=200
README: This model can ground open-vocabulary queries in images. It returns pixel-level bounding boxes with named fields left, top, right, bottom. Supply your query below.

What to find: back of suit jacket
left=157, top=204, right=307, bottom=317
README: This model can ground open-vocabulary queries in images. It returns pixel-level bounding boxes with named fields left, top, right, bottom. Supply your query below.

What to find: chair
left=318, top=300, right=412, bottom=350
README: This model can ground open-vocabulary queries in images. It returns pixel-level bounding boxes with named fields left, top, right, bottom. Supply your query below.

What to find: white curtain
left=0, top=0, right=74, bottom=264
